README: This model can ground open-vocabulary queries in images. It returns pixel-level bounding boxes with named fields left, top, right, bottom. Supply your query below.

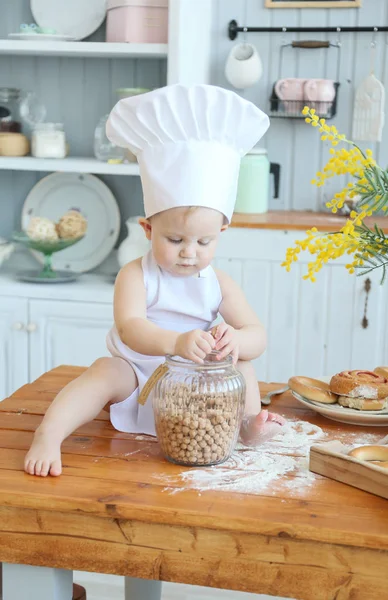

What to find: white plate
left=8, top=33, right=76, bottom=42
left=31, top=0, right=107, bottom=41
left=292, top=379, right=388, bottom=427
left=21, top=173, right=120, bottom=273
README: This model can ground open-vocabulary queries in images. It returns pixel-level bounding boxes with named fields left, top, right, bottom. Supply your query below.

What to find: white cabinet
left=216, top=228, right=388, bottom=382
left=28, top=299, right=113, bottom=383
left=0, top=297, right=29, bottom=399
left=0, top=293, right=113, bottom=399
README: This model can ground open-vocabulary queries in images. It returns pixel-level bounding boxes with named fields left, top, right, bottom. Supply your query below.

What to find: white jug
left=117, top=217, right=151, bottom=268
left=225, top=43, right=263, bottom=90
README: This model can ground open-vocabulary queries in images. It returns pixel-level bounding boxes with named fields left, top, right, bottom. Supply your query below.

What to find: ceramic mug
left=224, top=43, right=263, bottom=89
left=275, top=78, right=306, bottom=114
left=304, top=79, right=336, bottom=114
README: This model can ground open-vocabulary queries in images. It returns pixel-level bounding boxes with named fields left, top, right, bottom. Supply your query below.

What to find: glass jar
left=31, top=123, right=66, bottom=158
left=94, top=114, right=125, bottom=162
left=0, top=88, right=22, bottom=133
left=153, top=353, right=246, bottom=467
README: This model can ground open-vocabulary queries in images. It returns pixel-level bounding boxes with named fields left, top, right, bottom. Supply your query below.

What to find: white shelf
left=0, top=156, right=140, bottom=176
left=0, top=40, right=168, bottom=59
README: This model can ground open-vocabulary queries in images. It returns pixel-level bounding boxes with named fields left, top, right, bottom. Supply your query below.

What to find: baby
left=24, top=84, right=286, bottom=477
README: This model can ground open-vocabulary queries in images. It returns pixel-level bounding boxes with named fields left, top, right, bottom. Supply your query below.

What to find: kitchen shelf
left=0, top=40, right=168, bottom=59
left=0, top=156, right=140, bottom=175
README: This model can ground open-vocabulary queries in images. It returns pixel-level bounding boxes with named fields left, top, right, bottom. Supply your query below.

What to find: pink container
left=106, top=0, right=168, bottom=44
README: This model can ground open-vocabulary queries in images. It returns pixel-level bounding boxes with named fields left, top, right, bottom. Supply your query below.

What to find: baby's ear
left=221, top=223, right=229, bottom=233
left=139, top=218, right=152, bottom=240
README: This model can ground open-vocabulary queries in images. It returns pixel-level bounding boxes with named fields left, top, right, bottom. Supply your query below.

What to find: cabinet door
left=216, top=228, right=388, bottom=382
left=28, top=299, right=113, bottom=382
left=0, top=297, right=29, bottom=399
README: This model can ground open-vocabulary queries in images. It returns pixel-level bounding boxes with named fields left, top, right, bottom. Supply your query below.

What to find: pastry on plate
left=330, top=370, right=388, bottom=410
left=288, top=376, right=338, bottom=404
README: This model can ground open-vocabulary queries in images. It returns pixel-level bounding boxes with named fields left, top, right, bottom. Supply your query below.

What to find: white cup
left=224, top=43, right=263, bottom=90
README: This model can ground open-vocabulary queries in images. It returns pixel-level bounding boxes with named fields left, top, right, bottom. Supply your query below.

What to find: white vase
left=117, top=217, right=151, bottom=268
left=224, top=43, right=263, bottom=90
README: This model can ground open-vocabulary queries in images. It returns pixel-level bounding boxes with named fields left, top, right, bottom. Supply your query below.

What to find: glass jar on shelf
left=152, top=352, right=246, bottom=467
left=0, top=88, right=22, bottom=133
left=31, top=123, right=66, bottom=159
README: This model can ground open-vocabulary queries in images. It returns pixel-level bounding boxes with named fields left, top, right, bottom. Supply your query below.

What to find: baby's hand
left=174, top=329, right=216, bottom=364
left=211, top=323, right=239, bottom=364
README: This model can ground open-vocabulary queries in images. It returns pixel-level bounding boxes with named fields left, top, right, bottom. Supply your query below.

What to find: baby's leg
left=237, top=360, right=286, bottom=446
left=25, top=357, right=137, bottom=477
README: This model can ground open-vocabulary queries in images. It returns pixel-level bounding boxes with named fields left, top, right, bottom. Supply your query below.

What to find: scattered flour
left=155, top=420, right=325, bottom=496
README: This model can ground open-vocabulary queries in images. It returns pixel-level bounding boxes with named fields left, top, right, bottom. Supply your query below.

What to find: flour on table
left=155, top=420, right=325, bottom=495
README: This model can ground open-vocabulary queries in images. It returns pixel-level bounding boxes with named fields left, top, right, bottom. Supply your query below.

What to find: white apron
left=107, top=250, right=222, bottom=435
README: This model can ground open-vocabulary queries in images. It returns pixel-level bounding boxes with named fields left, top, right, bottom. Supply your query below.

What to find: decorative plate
left=21, top=173, right=120, bottom=273
left=30, top=0, right=107, bottom=41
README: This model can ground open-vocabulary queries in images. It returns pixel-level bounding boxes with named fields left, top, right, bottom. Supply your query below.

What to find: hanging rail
left=228, top=20, right=388, bottom=40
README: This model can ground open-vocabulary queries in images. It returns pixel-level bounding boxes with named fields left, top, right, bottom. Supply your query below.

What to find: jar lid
left=0, top=88, right=21, bottom=100
left=247, top=147, right=267, bottom=156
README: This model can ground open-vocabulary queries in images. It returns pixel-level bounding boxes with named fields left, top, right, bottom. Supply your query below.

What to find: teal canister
left=235, top=148, right=280, bottom=214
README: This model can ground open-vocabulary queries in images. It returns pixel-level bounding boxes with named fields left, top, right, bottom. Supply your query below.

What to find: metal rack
left=228, top=20, right=388, bottom=40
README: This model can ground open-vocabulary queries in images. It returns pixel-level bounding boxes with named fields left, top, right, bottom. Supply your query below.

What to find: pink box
left=106, top=0, right=168, bottom=44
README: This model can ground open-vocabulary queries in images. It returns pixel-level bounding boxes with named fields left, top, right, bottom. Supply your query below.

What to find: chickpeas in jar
left=152, top=352, right=246, bottom=467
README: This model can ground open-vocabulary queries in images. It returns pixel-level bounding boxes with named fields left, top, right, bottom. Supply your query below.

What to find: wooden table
left=1, top=366, right=388, bottom=600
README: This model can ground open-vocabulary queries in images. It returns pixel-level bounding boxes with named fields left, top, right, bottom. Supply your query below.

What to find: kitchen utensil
left=270, top=41, right=341, bottom=119
left=261, top=385, right=289, bottom=406
left=225, top=42, right=263, bottom=89
left=21, top=173, right=120, bottom=273
left=8, top=32, right=75, bottom=41
left=235, top=148, right=280, bottom=214
left=310, top=441, right=388, bottom=500
left=291, top=376, right=388, bottom=426
left=106, top=0, right=168, bottom=44
left=30, top=0, right=107, bottom=40
left=0, top=133, right=29, bottom=156
left=352, top=39, right=385, bottom=142
left=12, top=232, right=83, bottom=283
left=117, top=217, right=151, bottom=268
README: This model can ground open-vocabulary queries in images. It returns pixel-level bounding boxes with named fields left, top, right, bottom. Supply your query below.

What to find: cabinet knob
left=26, top=323, right=37, bottom=333
left=12, top=321, right=25, bottom=331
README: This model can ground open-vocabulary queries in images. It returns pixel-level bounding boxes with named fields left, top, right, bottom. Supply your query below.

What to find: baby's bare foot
left=239, top=410, right=286, bottom=446
left=24, top=430, right=62, bottom=477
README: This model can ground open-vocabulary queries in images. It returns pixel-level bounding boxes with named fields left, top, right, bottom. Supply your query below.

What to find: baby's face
left=141, top=207, right=226, bottom=276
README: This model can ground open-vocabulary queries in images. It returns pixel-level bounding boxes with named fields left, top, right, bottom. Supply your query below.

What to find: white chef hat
left=106, top=84, right=269, bottom=223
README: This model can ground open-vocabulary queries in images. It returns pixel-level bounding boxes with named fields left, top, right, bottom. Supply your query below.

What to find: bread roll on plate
left=330, top=370, right=388, bottom=400
left=337, top=396, right=388, bottom=411
left=288, top=376, right=338, bottom=404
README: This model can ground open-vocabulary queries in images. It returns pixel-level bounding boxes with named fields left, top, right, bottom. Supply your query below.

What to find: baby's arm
left=215, top=269, right=267, bottom=362
left=114, top=259, right=214, bottom=361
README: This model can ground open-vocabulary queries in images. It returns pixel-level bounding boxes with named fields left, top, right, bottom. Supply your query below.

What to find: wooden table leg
left=124, top=577, right=162, bottom=600
left=2, top=563, right=73, bottom=600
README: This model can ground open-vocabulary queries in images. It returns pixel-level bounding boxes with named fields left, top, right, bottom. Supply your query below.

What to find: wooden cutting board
left=310, top=442, right=388, bottom=500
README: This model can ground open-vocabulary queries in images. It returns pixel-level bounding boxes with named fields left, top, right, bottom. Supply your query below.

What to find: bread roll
left=374, top=366, right=388, bottom=378
left=338, top=396, right=388, bottom=411
left=349, top=445, right=388, bottom=461
left=288, top=376, right=338, bottom=404
left=330, top=370, right=388, bottom=400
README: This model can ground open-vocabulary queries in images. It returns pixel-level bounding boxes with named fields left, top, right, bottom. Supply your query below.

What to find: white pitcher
left=117, top=216, right=151, bottom=268
left=225, top=43, right=263, bottom=90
